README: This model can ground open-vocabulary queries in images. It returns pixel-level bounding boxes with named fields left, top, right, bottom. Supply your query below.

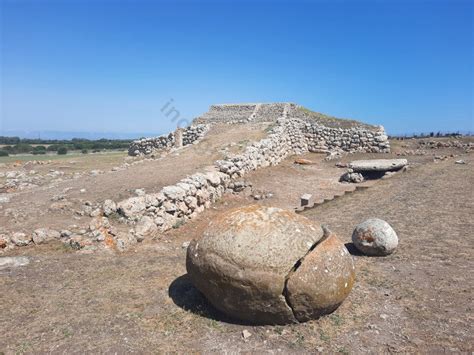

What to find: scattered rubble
left=340, top=171, right=365, bottom=183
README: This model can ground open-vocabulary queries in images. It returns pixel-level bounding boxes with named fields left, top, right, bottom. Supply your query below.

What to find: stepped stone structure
left=112, top=103, right=391, bottom=244
left=129, top=103, right=390, bottom=156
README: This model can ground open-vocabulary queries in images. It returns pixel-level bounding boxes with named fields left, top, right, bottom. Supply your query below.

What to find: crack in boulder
left=282, top=225, right=331, bottom=322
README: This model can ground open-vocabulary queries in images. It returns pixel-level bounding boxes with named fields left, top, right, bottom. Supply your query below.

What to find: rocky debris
left=227, top=180, right=250, bottom=193
left=0, top=234, right=9, bottom=249
left=418, top=139, right=474, bottom=151
left=134, top=188, right=146, bottom=196
left=352, top=218, right=398, bottom=256
left=134, top=216, right=158, bottom=241
left=68, top=235, right=94, bottom=250
left=186, top=205, right=355, bottom=324
left=396, top=149, right=427, bottom=156
left=325, top=151, right=345, bottom=161
left=349, top=159, right=408, bottom=172
left=117, top=196, right=146, bottom=219
left=32, top=228, right=61, bottom=244
left=242, top=330, right=252, bottom=340
left=0, top=195, right=10, bottom=204
left=10, top=232, right=32, bottom=246
left=251, top=191, right=273, bottom=201
left=103, top=199, right=117, bottom=216
left=340, top=171, right=365, bottom=183
left=61, top=230, right=73, bottom=238
left=0, top=256, right=30, bottom=269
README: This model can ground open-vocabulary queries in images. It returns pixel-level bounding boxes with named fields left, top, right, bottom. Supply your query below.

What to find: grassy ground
left=0, top=150, right=127, bottom=164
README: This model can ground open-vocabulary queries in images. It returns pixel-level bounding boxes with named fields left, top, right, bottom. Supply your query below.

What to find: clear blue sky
left=1, top=0, right=473, bottom=137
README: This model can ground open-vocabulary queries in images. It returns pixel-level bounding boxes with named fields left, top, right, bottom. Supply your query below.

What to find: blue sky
left=1, top=0, right=473, bottom=138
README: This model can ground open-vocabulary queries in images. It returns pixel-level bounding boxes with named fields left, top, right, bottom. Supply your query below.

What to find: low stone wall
left=128, top=124, right=209, bottom=156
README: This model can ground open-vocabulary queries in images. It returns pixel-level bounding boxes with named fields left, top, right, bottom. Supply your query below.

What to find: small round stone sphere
left=352, top=218, right=398, bottom=256
left=186, top=205, right=355, bottom=324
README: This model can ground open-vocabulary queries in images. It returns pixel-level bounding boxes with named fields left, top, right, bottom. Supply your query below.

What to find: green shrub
left=81, top=149, right=88, bottom=154
left=0, top=150, right=9, bottom=157
left=14, top=143, right=33, bottom=153
left=57, top=146, right=68, bottom=155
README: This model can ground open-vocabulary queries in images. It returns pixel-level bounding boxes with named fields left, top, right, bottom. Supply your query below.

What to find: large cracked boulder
left=186, top=205, right=355, bottom=324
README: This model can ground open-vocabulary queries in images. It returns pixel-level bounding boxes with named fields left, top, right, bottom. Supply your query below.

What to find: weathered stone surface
left=340, top=171, right=364, bottom=183
left=286, top=230, right=355, bottom=321
left=186, top=205, right=354, bottom=324
left=103, top=199, right=117, bottom=216
left=134, top=216, right=158, bottom=240
left=32, top=228, right=60, bottom=244
left=117, top=197, right=146, bottom=218
left=352, top=218, right=398, bottom=256
left=349, top=159, right=407, bottom=172
left=11, top=232, right=32, bottom=246
left=162, top=185, right=186, bottom=201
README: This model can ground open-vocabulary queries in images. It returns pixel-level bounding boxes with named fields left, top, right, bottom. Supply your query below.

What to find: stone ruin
left=114, top=103, right=391, bottom=243
left=1, top=103, right=392, bottom=253
left=128, top=103, right=390, bottom=156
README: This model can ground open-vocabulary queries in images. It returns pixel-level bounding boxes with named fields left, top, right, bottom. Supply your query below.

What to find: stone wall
left=129, top=103, right=389, bottom=156
left=116, top=103, right=390, bottom=242
left=128, top=124, right=209, bottom=156
left=115, top=116, right=389, bottom=242
left=115, top=121, right=293, bottom=239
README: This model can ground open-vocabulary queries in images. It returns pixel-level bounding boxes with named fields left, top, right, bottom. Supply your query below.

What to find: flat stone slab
left=349, top=159, right=407, bottom=172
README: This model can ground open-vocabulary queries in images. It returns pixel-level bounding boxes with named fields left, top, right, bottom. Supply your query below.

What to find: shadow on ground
left=344, top=242, right=364, bottom=256
left=168, top=274, right=249, bottom=325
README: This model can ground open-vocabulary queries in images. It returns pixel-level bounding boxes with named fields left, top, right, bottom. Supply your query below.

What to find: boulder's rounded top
left=198, top=204, right=324, bottom=273
left=352, top=218, right=398, bottom=256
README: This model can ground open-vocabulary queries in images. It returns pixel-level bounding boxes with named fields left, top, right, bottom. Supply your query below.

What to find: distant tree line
left=388, top=131, right=469, bottom=140
left=0, top=137, right=132, bottom=157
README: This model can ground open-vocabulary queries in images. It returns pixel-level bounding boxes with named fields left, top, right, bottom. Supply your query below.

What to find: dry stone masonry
left=130, top=103, right=390, bottom=157
left=128, top=124, right=209, bottom=156
left=1, top=103, right=392, bottom=253
left=115, top=103, right=391, bottom=241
